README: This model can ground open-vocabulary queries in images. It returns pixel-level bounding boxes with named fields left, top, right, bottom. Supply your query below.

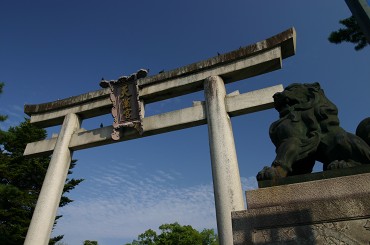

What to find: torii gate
left=23, top=28, right=296, bottom=245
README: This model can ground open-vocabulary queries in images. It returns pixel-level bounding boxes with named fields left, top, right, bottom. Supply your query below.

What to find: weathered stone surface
left=233, top=197, right=370, bottom=244
left=252, top=219, right=370, bottom=245
left=204, top=76, right=244, bottom=245
left=232, top=172, right=370, bottom=245
left=247, top=172, right=370, bottom=209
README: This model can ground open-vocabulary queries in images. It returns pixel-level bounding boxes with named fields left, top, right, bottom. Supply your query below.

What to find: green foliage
left=328, top=16, right=368, bottom=51
left=0, top=120, right=83, bottom=245
left=199, top=228, right=218, bottom=245
left=83, top=240, right=98, bottom=245
left=125, top=222, right=218, bottom=245
left=55, top=242, right=69, bottom=245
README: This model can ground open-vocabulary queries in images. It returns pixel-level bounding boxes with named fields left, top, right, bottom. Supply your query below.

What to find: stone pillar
left=204, top=76, right=245, bottom=245
left=24, top=113, right=81, bottom=245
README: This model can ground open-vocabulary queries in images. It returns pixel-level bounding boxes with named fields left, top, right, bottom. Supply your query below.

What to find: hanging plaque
left=100, top=69, right=148, bottom=140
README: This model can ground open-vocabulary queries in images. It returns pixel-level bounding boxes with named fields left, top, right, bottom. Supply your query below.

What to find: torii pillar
left=24, top=113, right=81, bottom=245
left=205, top=76, right=244, bottom=245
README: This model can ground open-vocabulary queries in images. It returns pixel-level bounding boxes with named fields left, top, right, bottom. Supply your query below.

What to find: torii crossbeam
left=23, top=28, right=296, bottom=245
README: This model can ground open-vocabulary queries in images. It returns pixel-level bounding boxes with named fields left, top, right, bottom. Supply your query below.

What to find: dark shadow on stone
left=232, top=209, right=315, bottom=245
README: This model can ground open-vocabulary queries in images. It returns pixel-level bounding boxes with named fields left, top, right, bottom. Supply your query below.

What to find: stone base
left=257, top=164, right=370, bottom=188
left=232, top=172, right=370, bottom=244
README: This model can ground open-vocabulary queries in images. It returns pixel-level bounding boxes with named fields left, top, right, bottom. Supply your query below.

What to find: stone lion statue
left=257, top=82, right=370, bottom=181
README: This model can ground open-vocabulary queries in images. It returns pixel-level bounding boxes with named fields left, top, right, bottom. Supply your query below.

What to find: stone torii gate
left=23, top=28, right=296, bottom=245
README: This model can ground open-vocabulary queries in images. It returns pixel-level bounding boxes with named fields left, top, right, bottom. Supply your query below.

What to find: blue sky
left=1, top=1, right=369, bottom=245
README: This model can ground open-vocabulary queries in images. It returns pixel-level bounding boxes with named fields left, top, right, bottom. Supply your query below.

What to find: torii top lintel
left=24, top=27, right=296, bottom=127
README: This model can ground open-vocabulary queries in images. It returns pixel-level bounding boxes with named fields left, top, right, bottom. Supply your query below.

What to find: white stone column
left=204, top=76, right=244, bottom=245
left=24, top=113, right=81, bottom=245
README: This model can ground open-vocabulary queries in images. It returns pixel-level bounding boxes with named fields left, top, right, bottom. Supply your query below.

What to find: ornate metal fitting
left=100, top=69, right=148, bottom=140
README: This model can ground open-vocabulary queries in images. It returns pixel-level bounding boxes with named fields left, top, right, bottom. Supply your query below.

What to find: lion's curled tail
left=356, top=117, right=370, bottom=146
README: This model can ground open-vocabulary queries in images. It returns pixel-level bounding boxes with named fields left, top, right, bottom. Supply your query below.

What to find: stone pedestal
left=232, top=169, right=370, bottom=244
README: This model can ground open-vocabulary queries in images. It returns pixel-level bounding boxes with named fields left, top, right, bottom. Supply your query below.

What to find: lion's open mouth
left=273, top=92, right=299, bottom=112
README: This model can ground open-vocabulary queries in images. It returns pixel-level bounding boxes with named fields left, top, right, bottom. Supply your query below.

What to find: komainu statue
left=257, top=82, right=370, bottom=181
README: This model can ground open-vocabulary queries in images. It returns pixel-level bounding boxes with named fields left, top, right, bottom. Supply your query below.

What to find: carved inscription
left=100, top=69, right=148, bottom=140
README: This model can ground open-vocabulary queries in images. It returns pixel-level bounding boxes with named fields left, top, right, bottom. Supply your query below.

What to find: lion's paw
left=327, top=160, right=361, bottom=170
left=257, top=166, right=280, bottom=181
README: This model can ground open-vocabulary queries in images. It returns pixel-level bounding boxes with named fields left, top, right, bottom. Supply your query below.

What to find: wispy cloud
left=0, top=104, right=26, bottom=130
left=0, top=105, right=24, bottom=118
left=53, top=160, right=257, bottom=245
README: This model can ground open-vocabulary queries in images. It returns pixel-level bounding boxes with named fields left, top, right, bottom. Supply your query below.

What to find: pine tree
left=328, top=16, right=368, bottom=51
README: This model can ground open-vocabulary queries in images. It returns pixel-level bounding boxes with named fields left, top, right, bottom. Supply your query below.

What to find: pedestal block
left=232, top=169, right=370, bottom=244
